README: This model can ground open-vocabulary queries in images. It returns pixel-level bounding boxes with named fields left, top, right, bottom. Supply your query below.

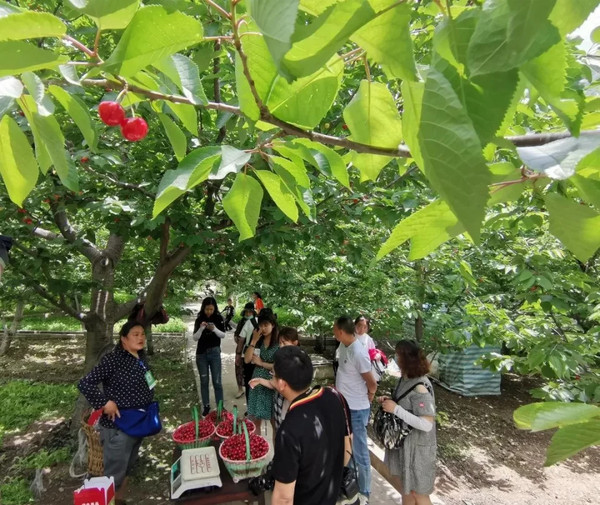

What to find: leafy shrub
left=0, top=478, right=33, bottom=505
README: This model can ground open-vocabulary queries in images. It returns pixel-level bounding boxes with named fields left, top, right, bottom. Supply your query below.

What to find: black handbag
left=329, top=387, right=360, bottom=501
left=373, top=382, right=429, bottom=450
left=340, top=457, right=360, bottom=500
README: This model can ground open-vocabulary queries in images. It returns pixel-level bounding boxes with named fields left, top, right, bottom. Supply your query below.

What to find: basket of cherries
left=172, top=406, right=215, bottom=449
left=219, top=421, right=271, bottom=483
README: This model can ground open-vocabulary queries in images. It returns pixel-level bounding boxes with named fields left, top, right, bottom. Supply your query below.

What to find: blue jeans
left=350, top=408, right=371, bottom=496
left=196, top=347, right=223, bottom=408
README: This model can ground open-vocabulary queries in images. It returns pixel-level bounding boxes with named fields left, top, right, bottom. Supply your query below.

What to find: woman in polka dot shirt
left=78, top=321, right=156, bottom=505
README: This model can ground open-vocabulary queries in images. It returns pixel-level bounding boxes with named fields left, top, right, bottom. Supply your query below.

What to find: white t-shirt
left=357, top=333, right=376, bottom=351
left=335, top=333, right=376, bottom=360
left=335, top=339, right=372, bottom=410
left=239, top=318, right=256, bottom=346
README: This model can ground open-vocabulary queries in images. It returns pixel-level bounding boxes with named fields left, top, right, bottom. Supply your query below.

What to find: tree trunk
left=0, top=300, right=24, bottom=355
left=414, top=261, right=426, bottom=342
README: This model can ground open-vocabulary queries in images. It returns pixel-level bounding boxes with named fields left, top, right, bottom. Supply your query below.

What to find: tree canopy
left=1, top=0, right=600, bottom=465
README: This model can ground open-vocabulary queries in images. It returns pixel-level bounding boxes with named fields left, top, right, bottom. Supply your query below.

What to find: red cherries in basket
left=216, top=418, right=255, bottom=438
left=173, top=419, right=214, bottom=442
left=221, top=434, right=269, bottom=461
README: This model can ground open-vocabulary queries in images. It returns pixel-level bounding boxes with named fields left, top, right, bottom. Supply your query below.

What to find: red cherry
left=80, top=156, right=89, bottom=163
left=98, top=101, right=126, bottom=126
left=23, top=218, right=33, bottom=225
left=120, top=117, right=148, bottom=141
left=17, top=208, right=27, bottom=214
left=342, top=124, right=348, bottom=130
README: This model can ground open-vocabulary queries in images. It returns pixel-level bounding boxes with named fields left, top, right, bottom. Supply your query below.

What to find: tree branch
left=82, top=165, right=155, bottom=198
left=14, top=265, right=83, bottom=320
left=203, top=0, right=231, bottom=19
left=77, top=81, right=600, bottom=158
left=32, top=227, right=61, bottom=241
left=159, top=219, right=170, bottom=263
left=49, top=200, right=102, bottom=263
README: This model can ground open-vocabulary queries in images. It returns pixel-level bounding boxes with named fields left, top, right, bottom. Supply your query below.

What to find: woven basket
left=81, top=421, right=104, bottom=476
left=172, top=420, right=215, bottom=449
left=218, top=432, right=271, bottom=483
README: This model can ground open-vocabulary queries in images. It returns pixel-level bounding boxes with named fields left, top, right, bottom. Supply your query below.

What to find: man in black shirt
left=271, top=346, right=352, bottom=505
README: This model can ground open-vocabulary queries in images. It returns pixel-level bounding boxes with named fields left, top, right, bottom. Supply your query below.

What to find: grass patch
left=20, top=316, right=81, bottom=332
left=11, top=448, right=71, bottom=472
left=0, top=381, right=77, bottom=445
left=0, top=477, right=34, bottom=505
left=154, top=316, right=186, bottom=333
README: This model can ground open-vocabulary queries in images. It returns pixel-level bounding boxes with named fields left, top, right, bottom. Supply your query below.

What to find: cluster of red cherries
left=205, top=410, right=234, bottom=425
left=220, top=433, right=269, bottom=461
left=173, top=419, right=215, bottom=443
left=216, top=418, right=255, bottom=438
left=98, top=101, right=148, bottom=142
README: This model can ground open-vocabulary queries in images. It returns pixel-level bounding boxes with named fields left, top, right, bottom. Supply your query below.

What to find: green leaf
left=154, top=54, right=207, bottom=105
left=48, top=85, right=97, bottom=151
left=433, top=9, right=480, bottom=74
left=104, top=6, right=204, bottom=77
left=546, top=193, right=600, bottom=262
left=249, top=0, right=299, bottom=69
left=292, top=138, right=349, bottom=188
left=571, top=174, right=600, bottom=209
left=0, top=11, right=66, bottom=41
left=401, top=80, right=425, bottom=169
left=351, top=2, right=416, bottom=81
left=0, top=1, right=22, bottom=16
left=517, top=132, right=600, bottom=180
left=270, top=156, right=310, bottom=188
left=528, top=402, right=600, bottom=432
left=342, top=80, right=402, bottom=181
left=0, top=76, right=23, bottom=98
left=282, top=0, right=376, bottom=79
left=434, top=56, right=519, bottom=147
left=212, top=146, right=251, bottom=180
left=414, top=69, right=491, bottom=241
left=467, top=0, right=560, bottom=77
left=514, top=402, right=546, bottom=430
left=152, top=146, right=221, bottom=218
left=255, top=170, right=299, bottom=222
left=299, top=0, right=339, bottom=16
left=22, top=72, right=54, bottom=117
left=222, top=173, right=264, bottom=241
left=166, top=102, right=198, bottom=136
left=235, top=20, right=343, bottom=128
left=158, top=113, right=186, bottom=161
left=0, top=115, right=38, bottom=206
left=377, top=199, right=465, bottom=260
left=521, top=43, right=567, bottom=106
left=487, top=162, right=524, bottom=205
left=19, top=95, right=75, bottom=190
left=17, top=95, right=51, bottom=172
left=0, top=41, right=68, bottom=77
left=270, top=157, right=312, bottom=219
left=68, top=0, right=140, bottom=30
left=549, top=0, right=600, bottom=36
left=545, top=419, right=600, bottom=466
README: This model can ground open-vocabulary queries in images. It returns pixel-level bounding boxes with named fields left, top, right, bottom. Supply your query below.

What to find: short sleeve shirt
left=335, top=339, right=372, bottom=410
left=272, top=387, right=349, bottom=505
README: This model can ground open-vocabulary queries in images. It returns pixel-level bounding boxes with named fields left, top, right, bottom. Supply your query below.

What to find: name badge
left=145, top=370, right=157, bottom=389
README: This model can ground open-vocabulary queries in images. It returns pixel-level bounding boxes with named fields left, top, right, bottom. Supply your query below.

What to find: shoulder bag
left=114, top=401, right=162, bottom=437
left=373, top=382, right=430, bottom=450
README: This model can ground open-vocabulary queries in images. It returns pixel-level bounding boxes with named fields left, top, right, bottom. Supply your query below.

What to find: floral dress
left=248, top=342, right=279, bottom=420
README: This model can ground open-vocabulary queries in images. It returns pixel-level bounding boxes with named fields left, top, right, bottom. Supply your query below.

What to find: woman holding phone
left=244, top=308, right=279, bottom=433
left=193, top=297, right=226, bottom=417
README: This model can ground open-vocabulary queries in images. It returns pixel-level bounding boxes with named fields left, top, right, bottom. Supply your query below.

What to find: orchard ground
left=0, top=310, right=598, bottom=505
